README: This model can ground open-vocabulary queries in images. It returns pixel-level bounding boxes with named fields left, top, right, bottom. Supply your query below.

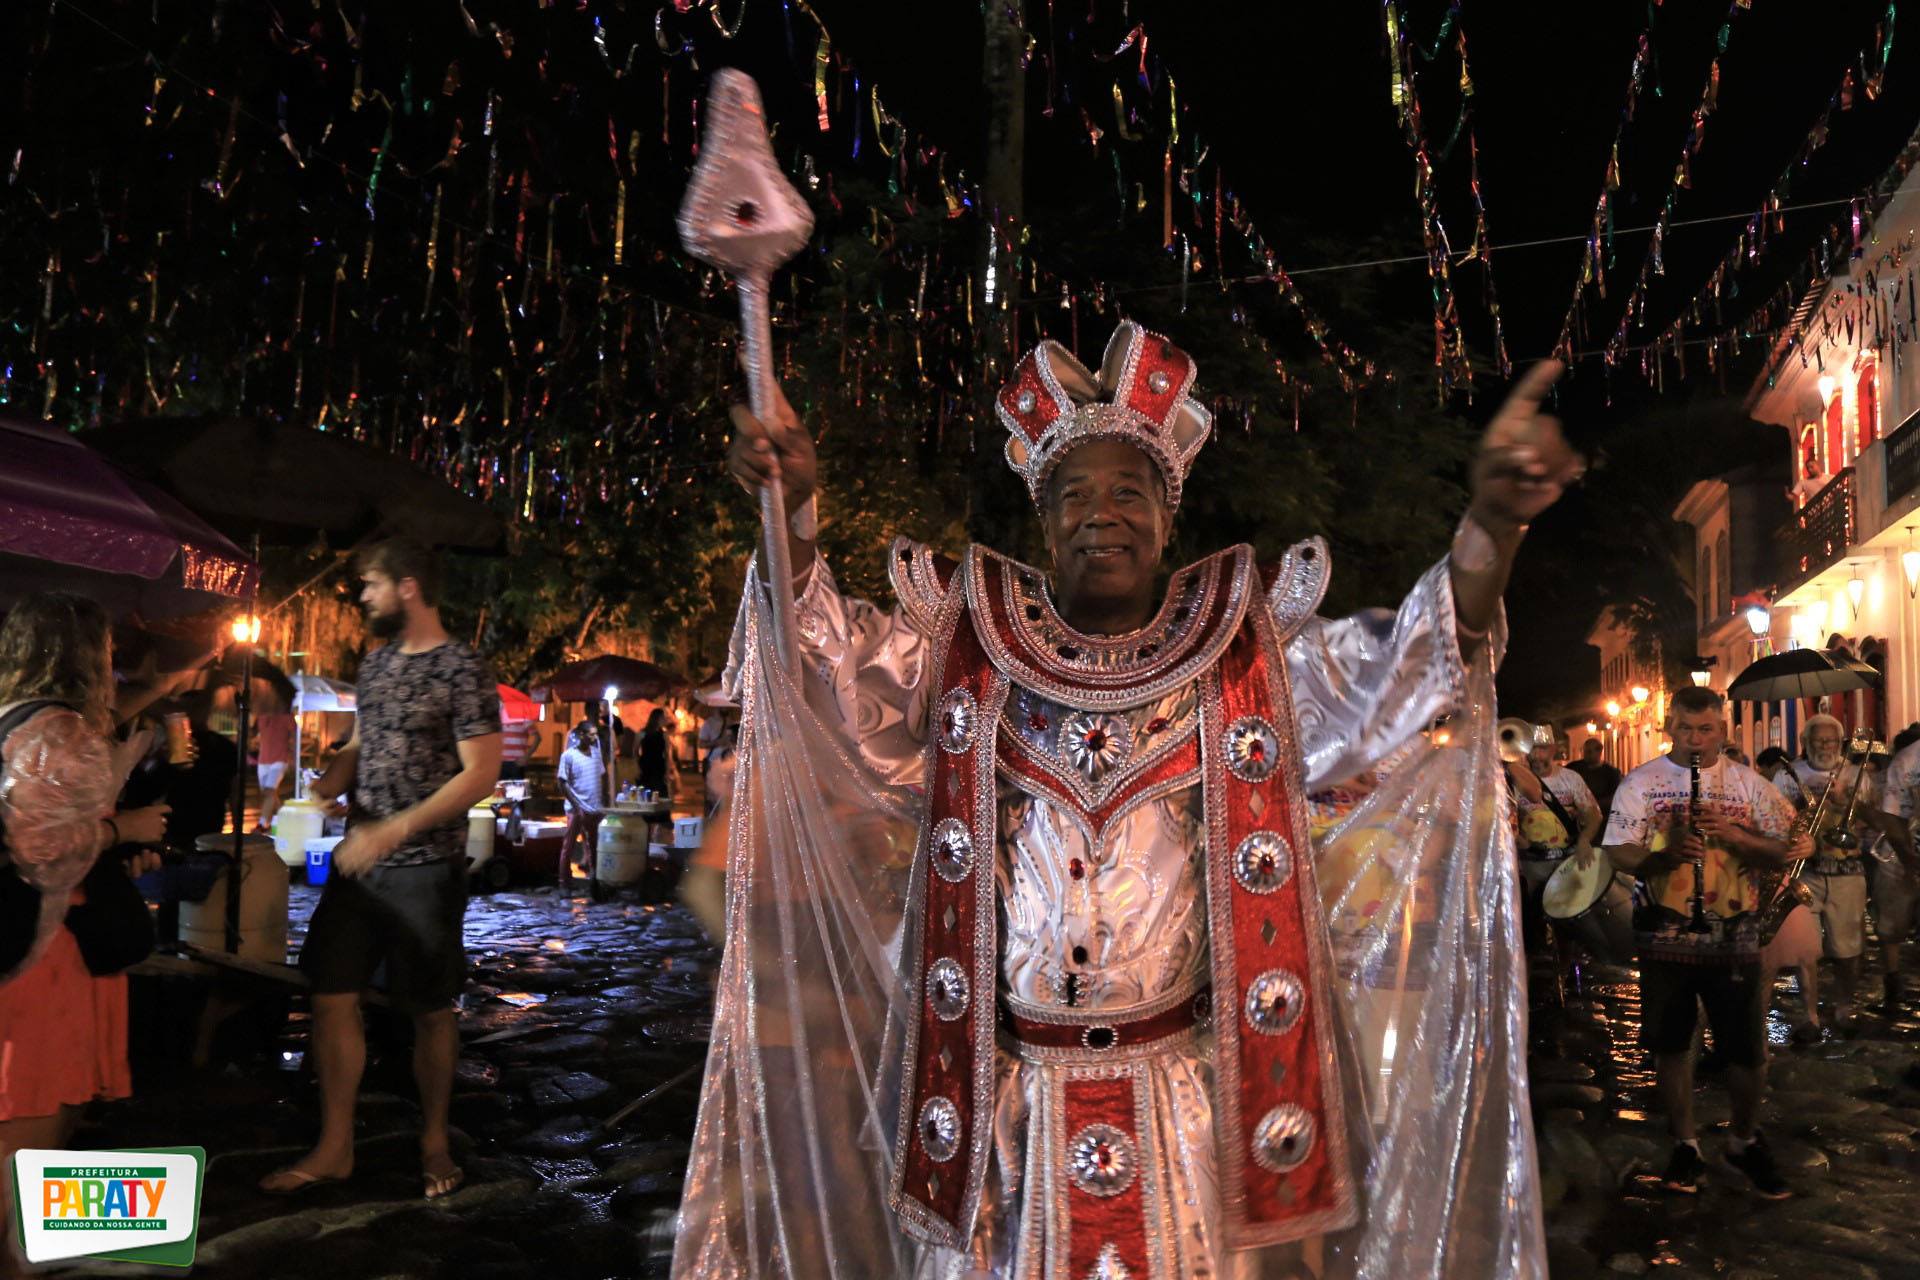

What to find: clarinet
left=1686, top=750, right=1713, bottom=934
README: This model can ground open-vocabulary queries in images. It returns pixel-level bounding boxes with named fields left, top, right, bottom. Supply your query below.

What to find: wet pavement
left=64, top=886, right=1920, bottom=1278
left=1531, top=952, right=1920, bottom=1278
left=92, top=884, right=715, bottom=1279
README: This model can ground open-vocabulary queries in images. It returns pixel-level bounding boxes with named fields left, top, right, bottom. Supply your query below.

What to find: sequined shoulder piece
left=1263, top=537, right=1331, bottom=644
left=965, top=542, right=1255, bottom=710
left=888, top=537, right=961, bottom=633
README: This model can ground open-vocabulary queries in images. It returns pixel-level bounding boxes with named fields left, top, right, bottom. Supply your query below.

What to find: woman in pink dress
left=0, top=593, right=169, bottom=1277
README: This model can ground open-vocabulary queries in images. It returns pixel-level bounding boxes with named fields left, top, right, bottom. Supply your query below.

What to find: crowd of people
left=7, top=323, right=1920, bottom=1276
left=0, top=538, right=507, bottom=1270
left=1508, top=688, right=1920, bottom=1201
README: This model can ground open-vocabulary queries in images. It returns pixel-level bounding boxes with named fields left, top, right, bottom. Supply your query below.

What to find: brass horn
left=1497, top=717, right=1535, bottom=765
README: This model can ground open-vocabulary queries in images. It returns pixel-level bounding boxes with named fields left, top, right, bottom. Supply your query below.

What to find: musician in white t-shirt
left=1513, top=731, right=1601, bottom=973
left=1603, top=687, right=1796, bottom=1198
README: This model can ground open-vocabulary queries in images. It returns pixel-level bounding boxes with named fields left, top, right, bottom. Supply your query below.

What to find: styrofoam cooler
left=671, top=816, right=704, bottom=849
left=183, top=834, right=289, bottom=963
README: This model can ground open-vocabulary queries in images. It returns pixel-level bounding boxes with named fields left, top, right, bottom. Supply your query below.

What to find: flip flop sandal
left=260, top=1168, right=347, bottom=1197
left=423, top=1165, right=466, bottom=1201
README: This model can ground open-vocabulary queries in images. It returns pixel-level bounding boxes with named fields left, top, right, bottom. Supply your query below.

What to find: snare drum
left=1541, top=850, right=1635, bottom=964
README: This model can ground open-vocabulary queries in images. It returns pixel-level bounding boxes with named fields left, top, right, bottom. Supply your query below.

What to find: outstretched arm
left=1452, top=360, right=1583, bottom=660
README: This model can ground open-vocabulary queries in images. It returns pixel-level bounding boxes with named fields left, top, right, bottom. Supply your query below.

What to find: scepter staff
left=678, top=70, right=814, bottom=680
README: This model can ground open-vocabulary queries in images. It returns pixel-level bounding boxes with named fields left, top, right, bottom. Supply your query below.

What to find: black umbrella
left=1832, top=652, right=1884, bottom=688
left=80, top=416, right=506, bottom=551
left=1726, top=648, right=1873, bottom=702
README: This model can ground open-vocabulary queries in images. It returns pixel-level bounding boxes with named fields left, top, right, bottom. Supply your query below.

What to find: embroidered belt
left=1000, top=986, right=1212, bottom=1058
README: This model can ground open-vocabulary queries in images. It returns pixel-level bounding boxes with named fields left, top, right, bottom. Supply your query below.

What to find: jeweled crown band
left=997, top=321, right=1213, bottom=512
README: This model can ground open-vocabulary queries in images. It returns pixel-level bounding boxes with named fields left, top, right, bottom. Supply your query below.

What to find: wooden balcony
left=1778, top=468, right=1855, bottom=580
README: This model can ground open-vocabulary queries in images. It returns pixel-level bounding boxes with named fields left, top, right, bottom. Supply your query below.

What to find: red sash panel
left=1207, top=612, right=1355, bottom=1243
left=890, top=616, right=1005, bottom=1245
left=1062, top=1076, right=1151, bottom=1279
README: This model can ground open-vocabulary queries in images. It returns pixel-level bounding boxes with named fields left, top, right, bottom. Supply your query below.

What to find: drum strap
left=1536, top=780, right=1583, bottom=850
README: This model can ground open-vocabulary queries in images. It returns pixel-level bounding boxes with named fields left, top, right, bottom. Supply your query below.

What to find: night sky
left=679, top=0, right=1920, bottom=712
left=8, top=2, right=1920, bottom=714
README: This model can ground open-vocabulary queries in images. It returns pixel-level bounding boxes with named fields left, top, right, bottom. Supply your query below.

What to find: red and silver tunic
left=784, top=537, right=1470, bottom=1279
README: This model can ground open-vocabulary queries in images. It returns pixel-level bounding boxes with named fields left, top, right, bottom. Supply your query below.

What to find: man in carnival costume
left=672, top=324, right=1578, bottom=1279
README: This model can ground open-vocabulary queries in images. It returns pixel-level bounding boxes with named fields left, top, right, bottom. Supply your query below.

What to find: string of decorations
left=1751, top=122, right=1920, bottom=405
left=11, top=0, right=990, bottom=531
left=1024, top=13, right=1378, bottom=395
left=1382, top=0, right=1474, bottom=400
left=1599, top=0, right=1756, bottom=370
left=1611, top=3, right=1902, bottom=391
left=7, top=0, right=1405, bottom=550
left=1458, top=23, right=1514, bottom=381
left=1550, top=24, right=1655, bottom=364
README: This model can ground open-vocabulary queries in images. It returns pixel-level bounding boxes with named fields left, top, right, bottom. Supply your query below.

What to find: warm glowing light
left=1605, top=700, right=1621, bottom=718
left=1818, top=373, right=1837, bottom=403
left=1432, top=729, right=1452, bottom=746
left=1585, top=721, right=1598, bottom=734
left=1905, top=529, right=1920, bottom=599
left=1743, top=604, right=1770, bottom=637
left=603, top=685, right=620, bottom=709
left=1690, top=669, right=1712, bottom=687
left=1630, top=685, right=1650, bottom=704
left=230, top=615, right=261, bottom=644
left=1806, top=598, right=1831, bottom=635
left=1847, top=568, right=1866, bottom=617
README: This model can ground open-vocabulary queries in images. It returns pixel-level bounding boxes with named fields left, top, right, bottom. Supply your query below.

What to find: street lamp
left=1630, top=684, right=1650, bottom=705
left=1904, top=527, right=1920, bottom=599
left=603, top=684, right=621, bottom=806
left=1743, top=604, right=1770, bottom=638
left=1847, top=564, right=1866, bottom=619
left=230, top=614, right=261, bottom=645
left=1605, top=699, right=1621, bottom=718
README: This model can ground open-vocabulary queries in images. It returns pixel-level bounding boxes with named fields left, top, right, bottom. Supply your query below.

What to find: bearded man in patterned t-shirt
left=260, top=537, right=502, bottom=1202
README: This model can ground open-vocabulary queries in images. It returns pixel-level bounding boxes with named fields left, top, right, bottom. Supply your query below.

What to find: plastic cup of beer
left=163, top=711, right=194, bottom=765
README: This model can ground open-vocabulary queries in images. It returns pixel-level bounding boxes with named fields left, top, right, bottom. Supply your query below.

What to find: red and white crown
left=995, top=322, right=1213, bottom=512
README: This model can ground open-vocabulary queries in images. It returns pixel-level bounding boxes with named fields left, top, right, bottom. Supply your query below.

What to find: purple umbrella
left=0, top=416, right=257, bottom=617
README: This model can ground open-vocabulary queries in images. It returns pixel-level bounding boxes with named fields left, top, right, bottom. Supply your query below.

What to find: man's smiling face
left=1042, top=438, right=1171, bottom=621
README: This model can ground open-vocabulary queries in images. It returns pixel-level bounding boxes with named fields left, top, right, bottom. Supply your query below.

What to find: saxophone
left=1754, top=735, right=1875, bottom=945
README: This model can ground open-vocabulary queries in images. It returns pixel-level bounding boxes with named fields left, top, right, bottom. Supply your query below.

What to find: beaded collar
left=964, top=543, right=1255, bottom=711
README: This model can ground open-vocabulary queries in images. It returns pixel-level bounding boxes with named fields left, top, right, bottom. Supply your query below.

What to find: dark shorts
left=1638, top=958, right=1767, bottom=1067
left=301, top=859, right=469, bottom=1013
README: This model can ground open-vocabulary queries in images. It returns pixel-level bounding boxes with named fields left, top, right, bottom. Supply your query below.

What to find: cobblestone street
left=1532, top=956, right=1920, bottom=1278
left=90, top=888, right=713, bottom=1279
left=54, top=891, right=1920, bottom=1278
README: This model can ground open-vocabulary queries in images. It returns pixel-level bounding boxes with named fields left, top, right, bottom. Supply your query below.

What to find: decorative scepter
left=678, top=70, right=815, bottom=679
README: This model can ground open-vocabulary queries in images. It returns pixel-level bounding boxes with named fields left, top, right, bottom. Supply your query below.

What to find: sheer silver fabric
left=676, top=549, right=1542, bottom=1279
